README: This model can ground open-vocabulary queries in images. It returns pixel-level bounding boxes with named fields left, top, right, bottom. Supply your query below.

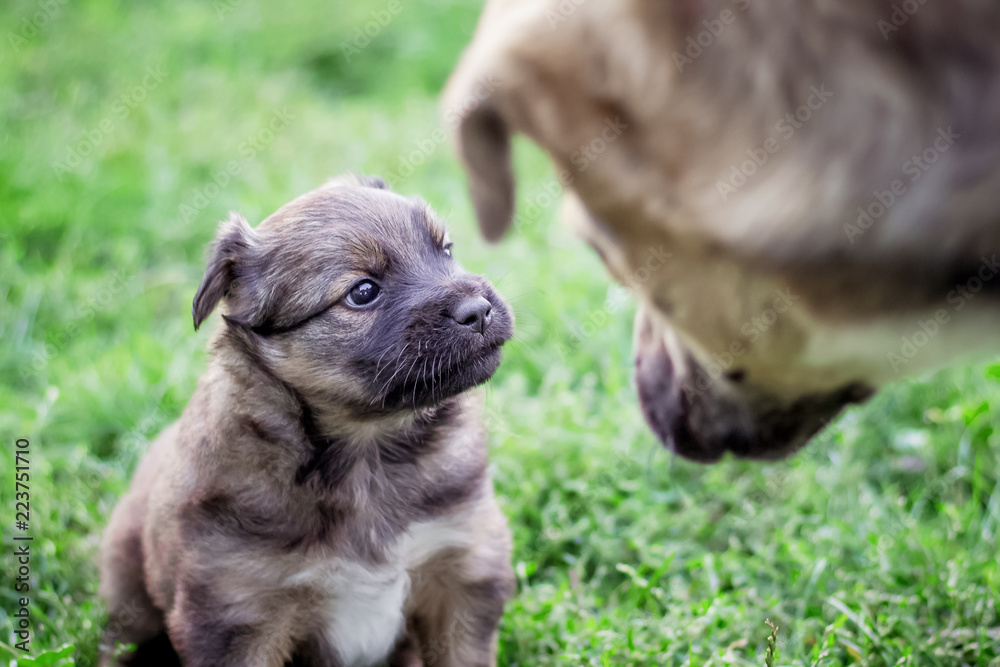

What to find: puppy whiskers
left=415, top=355, right=429, bottom=406
left=430, top=352, right=441, bottom=403
left=394, top=345, right=423, bottom=409
left=371, top=343, right=400, bottom=386
left=371, top=343, right=412, bottom=407
left=376, top=342, right=410, bottom=385
left=373, top=366, right=403, bottom=407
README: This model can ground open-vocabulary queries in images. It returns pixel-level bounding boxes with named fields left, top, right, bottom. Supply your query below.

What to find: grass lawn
left=1, top=0, right=999, bottom=664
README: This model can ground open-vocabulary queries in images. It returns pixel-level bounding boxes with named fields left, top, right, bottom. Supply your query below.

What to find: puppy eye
left=346, top=280, right=381, bottom=307
left=443, top=242, right=454, bottom=258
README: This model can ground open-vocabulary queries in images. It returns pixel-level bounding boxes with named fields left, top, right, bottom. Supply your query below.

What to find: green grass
left=1, top=0, right=999, bottom=665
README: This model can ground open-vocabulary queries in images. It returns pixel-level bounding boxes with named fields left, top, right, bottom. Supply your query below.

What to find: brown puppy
left=445, top=0, right=1000, bottom=462
left=98, top=176, right=515, bottom=667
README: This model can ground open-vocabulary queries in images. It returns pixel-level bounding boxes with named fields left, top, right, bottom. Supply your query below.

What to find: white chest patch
left=284, top=511, right=475, bottom=667
left=313, top=559, right=408, bottom=667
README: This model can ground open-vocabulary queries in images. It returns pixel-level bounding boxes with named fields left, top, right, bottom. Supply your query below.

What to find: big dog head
left=444, top=0, right=1000, bottom=461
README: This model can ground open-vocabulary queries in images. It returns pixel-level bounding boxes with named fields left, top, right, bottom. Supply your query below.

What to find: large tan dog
left=445, top=0, right=1000, bottom=462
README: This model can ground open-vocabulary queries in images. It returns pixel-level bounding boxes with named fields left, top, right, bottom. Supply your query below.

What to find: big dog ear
left=453, top=105, right=515, bottom=243
left=444, top=25, right=516, bottom=244
left=192, top=212, right=261, bottom=330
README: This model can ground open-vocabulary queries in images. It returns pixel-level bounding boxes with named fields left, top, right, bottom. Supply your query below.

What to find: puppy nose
left=448, top=296, right=493, bottom=334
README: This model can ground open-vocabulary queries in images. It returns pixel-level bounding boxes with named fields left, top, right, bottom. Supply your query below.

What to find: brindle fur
left=445, top=0, right=1000, bottom=462
left=99, top=176, right=515, bottom=666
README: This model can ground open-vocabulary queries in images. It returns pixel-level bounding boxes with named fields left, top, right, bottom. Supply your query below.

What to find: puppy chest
left=285, top=515, right=474, bottom=666
left=289, top=558, right=409, bottom=667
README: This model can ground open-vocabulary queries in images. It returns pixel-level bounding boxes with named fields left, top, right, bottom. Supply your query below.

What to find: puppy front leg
left=167, top=577, right=302, bottom=667
left=409, top=502, right=514, bottom=667
left=409, top=567, right=513, bottom=667
left=99, top=503, right=178, bottom=665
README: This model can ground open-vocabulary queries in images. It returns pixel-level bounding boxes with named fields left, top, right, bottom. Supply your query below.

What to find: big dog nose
left=448, top=295, right=493, bottom=334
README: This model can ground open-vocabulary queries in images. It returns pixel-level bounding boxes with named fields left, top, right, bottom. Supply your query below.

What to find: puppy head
left=193, top=175, right=513, bottom=413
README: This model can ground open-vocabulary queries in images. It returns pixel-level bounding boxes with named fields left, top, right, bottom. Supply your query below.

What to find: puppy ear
left=323, top=173, right=391, bottom=191
left=192, top=213, right=259, bottom=331
left=453, top=106, right=515, bottom=243
left=357, top=174, right=390, bottom=190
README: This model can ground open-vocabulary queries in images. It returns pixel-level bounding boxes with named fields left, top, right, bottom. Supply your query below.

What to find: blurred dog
left=99, top=176, right=514, bottom=666
left=445, top=0, right=1000, bottom=462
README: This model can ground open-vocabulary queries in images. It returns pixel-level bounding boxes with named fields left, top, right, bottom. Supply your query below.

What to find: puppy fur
left=99, top=176, right=515, bottom=667
left=445, top=0, right=1000, bottom=462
